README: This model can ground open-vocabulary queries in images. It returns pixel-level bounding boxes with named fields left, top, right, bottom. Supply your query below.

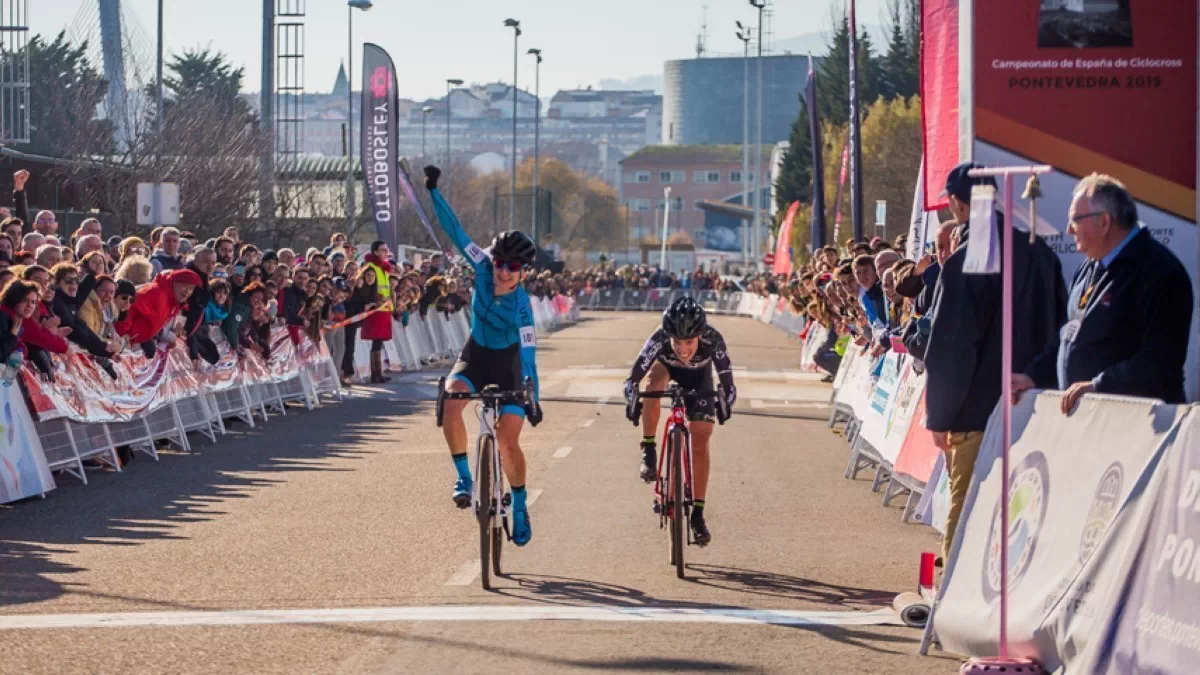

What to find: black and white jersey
left=628, top=326, right=735, bottom=389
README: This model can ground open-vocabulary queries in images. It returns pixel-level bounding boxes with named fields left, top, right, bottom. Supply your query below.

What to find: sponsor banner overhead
left=919, top=0, right=959, bottom=210
left=934, top=390, right=1188, bottom=660
left=969, top=0, right=1199, bottom=399
left=361, top=43, right=401, bottom=255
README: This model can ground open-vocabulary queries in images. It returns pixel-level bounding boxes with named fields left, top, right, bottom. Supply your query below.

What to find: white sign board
left=137, top=183, right=180, bottom=226
left=875, top=200, right=887, bottom=227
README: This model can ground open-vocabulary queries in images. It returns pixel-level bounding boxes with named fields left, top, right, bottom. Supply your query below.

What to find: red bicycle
left=628, top=384, right=728, bottom=579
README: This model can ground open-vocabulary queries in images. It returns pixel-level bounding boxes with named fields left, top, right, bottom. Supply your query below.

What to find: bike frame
left=472, top=401, right=508, bottom=534
left=653, top=399, right=695, bottom=530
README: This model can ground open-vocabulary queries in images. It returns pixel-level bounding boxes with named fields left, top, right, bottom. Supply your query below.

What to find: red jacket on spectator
left=116, top=269, right=203, bottom=345
left=0, top=305, right=69, bottom=354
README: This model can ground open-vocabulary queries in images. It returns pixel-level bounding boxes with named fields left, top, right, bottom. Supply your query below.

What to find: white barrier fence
left=576, top=289, right=807, bottom=338
left=2, top=295, right=578, bottom=505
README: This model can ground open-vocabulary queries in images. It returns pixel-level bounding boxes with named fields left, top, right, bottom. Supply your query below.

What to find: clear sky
left=40, top=0, right=891, bottom=101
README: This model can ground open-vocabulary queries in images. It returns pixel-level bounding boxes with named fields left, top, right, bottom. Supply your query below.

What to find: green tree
left=881, top=0, right=919, bottom=100
left=773, top=94, right=812, bottom=215
left=818, top=15, right=851, bottom=126
left=860, top=96, right=923, bottom=243
left=17, top=32, right=112, bottom=157
left=818, top=14, right=882, bottom=126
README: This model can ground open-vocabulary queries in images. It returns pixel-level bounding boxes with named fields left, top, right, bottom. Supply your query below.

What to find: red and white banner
left=22, top=327, right=332, bottom=424
left=920, top=0, right=959, bottom=211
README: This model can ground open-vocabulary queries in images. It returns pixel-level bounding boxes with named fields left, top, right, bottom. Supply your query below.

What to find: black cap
left=106, top=235, right=122, bottom=247
left=262, top=249, right=278, bottom=262
left=942, top=162, right=997, bottom=203
left=116, top=279, right=137, bottom=297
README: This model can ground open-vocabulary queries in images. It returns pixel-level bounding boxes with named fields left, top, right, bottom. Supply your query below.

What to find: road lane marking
left=596, top=396, right=611, bottom=406
left=0, top=606, right=902, bottom=629
left=552, top=446, right=573, bottom=459
left=579, top=420, right=594, bottom=428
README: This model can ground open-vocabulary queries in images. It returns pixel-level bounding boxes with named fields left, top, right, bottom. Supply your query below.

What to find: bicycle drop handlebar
left=435, top=377, right=534, bottom=428
left=636, top=387, right=718, bottom=402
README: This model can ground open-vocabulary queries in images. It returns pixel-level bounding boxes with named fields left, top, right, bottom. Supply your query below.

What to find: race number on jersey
left=520, top=326, right=537, bottom=347
left=465, top=242, right=487, bottom=263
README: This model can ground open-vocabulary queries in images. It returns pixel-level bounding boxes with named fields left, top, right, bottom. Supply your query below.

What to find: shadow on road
left=487, top=572, right=916, bottom=656
left=684, top=564, right=895, bottom=608
left=0, top=395, right=424, bottom=609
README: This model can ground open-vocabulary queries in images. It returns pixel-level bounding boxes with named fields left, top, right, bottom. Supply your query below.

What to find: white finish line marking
left=0, top=606, right=901, bottom=630
left=552, top=446, right=573, bottom=459
left=443, top=489, right=542, bottom=586
left=579, top=419, right=594, bottom=428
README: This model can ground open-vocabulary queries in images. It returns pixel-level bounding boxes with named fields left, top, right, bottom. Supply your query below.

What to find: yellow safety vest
left=367, top=262, right=391, bottom=299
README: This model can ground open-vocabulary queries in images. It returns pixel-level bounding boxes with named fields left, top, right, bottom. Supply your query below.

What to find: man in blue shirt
left=1014, top=173, right=1193, bottom=409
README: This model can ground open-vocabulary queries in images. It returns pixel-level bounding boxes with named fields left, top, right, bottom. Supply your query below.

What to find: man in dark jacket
left=281, top=265, right=309, bottom=344
left=1013, top=173, right=1194, bottom=409
left=923, top=162, right=1068, bottom=564
left=183, top=247, right=218, bottom=364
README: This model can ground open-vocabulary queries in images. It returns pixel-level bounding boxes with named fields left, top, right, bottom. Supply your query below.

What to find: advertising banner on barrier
left=857, top=352, right=907, bottom=463
left=22, top=327, right=332, bottom=424
left=1065, top=408, right=1200, bottom=673
left=912, top=450, right=949, bottom=533
left=934, top=391, right=1189, bottom=660
left=799, top=323, right=827, bottom=372
left=968, top=0, right=1199, bottom=400
left=891, top=391, right=940, bottom=486
left=0, top=382, right=55, bottom=504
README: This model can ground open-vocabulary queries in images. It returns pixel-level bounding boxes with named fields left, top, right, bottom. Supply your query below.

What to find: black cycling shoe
left=638, top=442, right=657, bottom=483
left=691, top=510, right=712, bottom=547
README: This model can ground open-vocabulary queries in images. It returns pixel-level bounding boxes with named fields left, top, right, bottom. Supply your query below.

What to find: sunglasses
left=494, top=259, right=524, bottom=273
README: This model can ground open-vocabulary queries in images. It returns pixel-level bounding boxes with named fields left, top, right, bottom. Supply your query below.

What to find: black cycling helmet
left=662, top=296, right=707, bottom=339
left=490, top=230, right=537, bottom=265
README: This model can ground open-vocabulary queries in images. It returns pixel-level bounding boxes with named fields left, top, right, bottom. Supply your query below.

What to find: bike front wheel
left=669, top=427, right=686, bottom=579
left=478, top=434, right=495, bottom=590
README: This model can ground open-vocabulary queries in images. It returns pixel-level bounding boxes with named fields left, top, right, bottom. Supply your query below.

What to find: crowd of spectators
left=0, top=170, right=473, bottom=393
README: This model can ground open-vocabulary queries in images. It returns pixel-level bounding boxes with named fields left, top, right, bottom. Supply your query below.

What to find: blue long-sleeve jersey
left=430, top=187, right=539, bottom=402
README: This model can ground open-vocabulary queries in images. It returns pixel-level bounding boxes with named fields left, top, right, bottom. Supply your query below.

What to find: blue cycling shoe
left=452, top=478, right=472, bottom=509
left=512, top=509, right=532, bottom=546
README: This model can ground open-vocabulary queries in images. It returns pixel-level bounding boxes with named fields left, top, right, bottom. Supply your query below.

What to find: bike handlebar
left=443, top=389, right=531, bottom=402
left=636, top=388, right=718, bottom=401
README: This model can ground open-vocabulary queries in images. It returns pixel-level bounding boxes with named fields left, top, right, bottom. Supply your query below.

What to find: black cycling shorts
left=449, top=338, right=525, bottom=417
left=653, top=361, right=716, bottom=424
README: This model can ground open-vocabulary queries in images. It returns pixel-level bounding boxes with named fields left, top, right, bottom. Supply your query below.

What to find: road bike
left=628, top=384, right=728, bottom=579
left=436, top=376, right=534, bottom=590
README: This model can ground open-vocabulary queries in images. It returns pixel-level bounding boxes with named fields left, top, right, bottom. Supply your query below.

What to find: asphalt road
left=0, top=312, right=954, bottom=674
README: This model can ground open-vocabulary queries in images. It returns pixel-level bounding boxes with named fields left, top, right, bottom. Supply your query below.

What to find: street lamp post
left=504, top=18, right=521, bottom=231
left=527, top=48, right=542, bottom=243
left=421, top=105, right=432, bottom=159
left=445, top=78, right=463, bottom=198
left=735, top=22, right=751, bottom=267
left=749, top=0, right=766, bottom=269
left=346, top=0, right=373, bottom=231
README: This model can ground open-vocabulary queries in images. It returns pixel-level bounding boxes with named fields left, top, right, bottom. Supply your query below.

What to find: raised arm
left=425, top=167, right=489, bottom=274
